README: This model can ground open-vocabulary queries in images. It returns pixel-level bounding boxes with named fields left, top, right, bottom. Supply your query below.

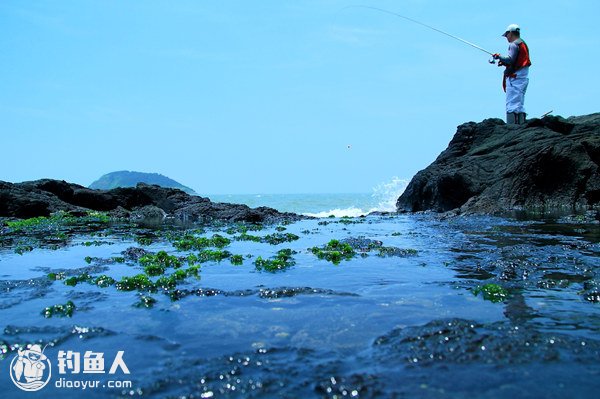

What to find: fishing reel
left=489, top=53, right=502, bottom=65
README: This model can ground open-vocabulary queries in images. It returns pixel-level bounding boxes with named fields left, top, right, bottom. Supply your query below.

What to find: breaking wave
left=303, top=177, right=409, bottom=218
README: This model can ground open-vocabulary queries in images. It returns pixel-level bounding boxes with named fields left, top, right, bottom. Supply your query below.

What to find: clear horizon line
left=205, top=192, right=374, bottom=196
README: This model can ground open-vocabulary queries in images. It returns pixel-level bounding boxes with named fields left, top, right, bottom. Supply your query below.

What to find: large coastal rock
left=0, top=180, right=302, bottom=223
left=396, top=113, right=600, bottom=214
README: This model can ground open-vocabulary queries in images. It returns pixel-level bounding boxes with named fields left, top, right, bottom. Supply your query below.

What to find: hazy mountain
left=89, top=171, right=197, bottom=195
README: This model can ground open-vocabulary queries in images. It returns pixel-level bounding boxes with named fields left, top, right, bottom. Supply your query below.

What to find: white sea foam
left=304, top=206, right=371, bottom=218
left=371, top=176, right=410, bottom=212
left=303, top=177, right=409, bottom=218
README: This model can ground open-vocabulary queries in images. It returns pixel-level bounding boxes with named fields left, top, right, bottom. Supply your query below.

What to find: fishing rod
left=342, top=5, right=496, bottom=61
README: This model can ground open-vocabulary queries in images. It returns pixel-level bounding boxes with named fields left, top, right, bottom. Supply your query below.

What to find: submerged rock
left=373, top=318, right=600, bottom=366
left=121, top=247, right=151, bottom=262
left=397, top=113, right=600, bottom=214
left=166, top=286, right=359, bottom=301
left=0, top=179, right=303, bottom=224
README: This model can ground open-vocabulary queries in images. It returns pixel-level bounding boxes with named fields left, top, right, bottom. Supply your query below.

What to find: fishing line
left=341, top=5, right=494, bottom=56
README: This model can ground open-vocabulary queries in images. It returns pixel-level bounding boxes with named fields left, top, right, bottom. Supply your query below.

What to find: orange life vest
left=502, top=40, right=532, bottom=92
left=514, top=40, right=532, bottom=70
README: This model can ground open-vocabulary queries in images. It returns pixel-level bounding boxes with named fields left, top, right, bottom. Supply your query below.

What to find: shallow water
left=0, top=214, right=599, bottom=398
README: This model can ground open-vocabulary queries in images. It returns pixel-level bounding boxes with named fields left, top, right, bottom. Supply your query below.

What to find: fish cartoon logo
left=9, top=344, right=52, bottom=391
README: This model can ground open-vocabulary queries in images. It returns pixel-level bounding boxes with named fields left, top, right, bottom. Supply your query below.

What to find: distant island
left=89, top=171, right=197, bottom=195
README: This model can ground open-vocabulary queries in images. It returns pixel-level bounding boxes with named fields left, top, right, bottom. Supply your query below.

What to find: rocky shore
left=397, top=113, right=600, bottom=215
left=0, top=179, right=303, bottom=224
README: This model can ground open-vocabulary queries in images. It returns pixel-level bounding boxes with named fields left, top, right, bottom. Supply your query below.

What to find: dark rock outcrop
left=0, top=180, right=302, bottom=223
left=396, top=113, right=600, bottom=214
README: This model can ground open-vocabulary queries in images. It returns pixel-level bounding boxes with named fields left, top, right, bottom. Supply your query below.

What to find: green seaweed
left=54, top=232, right=68, bottom=240
left=64, top=273, right=93, bottom=287
left=186, top=265, right=201, bottom=278
left=134, top=295, right=157, bottom=308
left=473, top=284, right=509, bottom=303
left=235, top=233, right=262, bottom=243
left=116, top=274, right=155, bottom=292
left=47, top=272, right=65, bottom=281
left=275, top=248, right=296, bottom=260
left=225, top=227, right=239, bottom=235
left=7, top=216, right=51, bottom=230
left=310, top=239, right=356, bottom=264
left=172, top=234, right=210, bottom=250
left=262, top=233, right=300, bottom=245
left=225, top=223, right=263, bottom=235
left=317, top=217, right=363, bottom=226
left=154, top=266, right=200, bottom=290
left=93, top=275, right=116, bottom=288
left=233, top=232, right=299, bottom=245
left=5, top=211, right=110, bottom=235
left=144, top=263, right=166, bottom=276
left=42, top=301, right=76, bottom=318
left=82, top=240, right=110, bottom=247
left=186, top=253, right=199, bottom=265
left=172, top=234, right=231, bottom=251
left=85, top=211, right=111, bottom=224
left=139, top=251, right=182, bottom=269
left=155, top=272, right=185, bottom=290
left=197, top=249, right=232, bottom=263
left=230, top=254, right=244, bottom=265
left=135, top=236, right=154, bottom=246
left=14, top=245, right=34, bottom=255
left=205, top=233, right=231, bottom=248
left=254, top=249, right=297, bottom=273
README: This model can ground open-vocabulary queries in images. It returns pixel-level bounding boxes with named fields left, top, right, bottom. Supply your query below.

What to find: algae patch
left=310, top=239, right=356, bottom=264
left=172, top=234, right=231, bottom=251
left=472, top=284, right=509, bottom=303
left=234, top=232, right=299, bottom=245
left=254, top=249, right=297, bottom=272
left=42, top=300, right=76, bottom=318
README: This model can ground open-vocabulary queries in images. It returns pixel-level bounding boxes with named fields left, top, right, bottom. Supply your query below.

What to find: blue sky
left=1, top=0, right=598, bottom=194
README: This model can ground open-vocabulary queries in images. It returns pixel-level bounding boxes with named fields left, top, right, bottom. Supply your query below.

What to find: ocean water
left=208, top=177, right=409, bottom=217
left=1, top=187, right=599, bottom=398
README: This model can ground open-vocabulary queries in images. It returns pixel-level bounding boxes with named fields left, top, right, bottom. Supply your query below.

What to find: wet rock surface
left=1, top=214, right=599, bottom=398
left=0, top=179, right=304, bottom=224
left=0, top=277, right=54, bottom=310
left=1, top=324, right=116, bottom=360
left=134, top=346, right=385, bottom=398
left=121, top=247, right=151, bottom=262
left=130, top=318, right=600, bottom=398
left=397, top=113, right=600, bottom=214
left=167, top=286, right=360, bottom=301
left=373, top=318, right=600, bottom=365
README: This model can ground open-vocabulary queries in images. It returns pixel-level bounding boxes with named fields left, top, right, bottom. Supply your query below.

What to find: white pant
left=506, top=69, right=529, bottom=114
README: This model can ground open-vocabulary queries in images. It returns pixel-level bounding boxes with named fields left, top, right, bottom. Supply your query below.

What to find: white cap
left=502, top=24, right=520, bottom=37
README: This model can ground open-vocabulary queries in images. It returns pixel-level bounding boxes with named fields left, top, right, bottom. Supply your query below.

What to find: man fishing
left=493, top=24, right=532, bottom=124
left=343, top=8, right=533, bottom=123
